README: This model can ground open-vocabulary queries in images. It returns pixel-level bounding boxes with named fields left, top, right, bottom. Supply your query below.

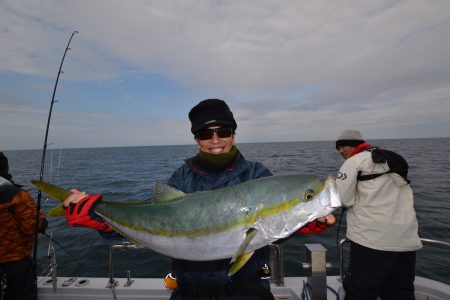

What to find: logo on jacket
left=337, top=172, right=347, bottom=180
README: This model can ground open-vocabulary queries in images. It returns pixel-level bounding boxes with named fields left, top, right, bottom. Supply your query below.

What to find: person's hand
left=63, top=190, right=113, bottom=233
left=63, top=189, right=87, bottom=207
left=317, top=214, right=336, bottom=226
left=299, top=214, right=336, bottom=235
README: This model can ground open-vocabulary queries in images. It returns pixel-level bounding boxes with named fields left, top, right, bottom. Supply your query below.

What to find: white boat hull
left=37, top=276, right=450, bottom=300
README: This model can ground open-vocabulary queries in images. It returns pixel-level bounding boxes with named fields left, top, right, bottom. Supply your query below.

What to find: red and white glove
left=299, top=220, right=328, bottom=235
left=64, top=194, right=113, bottom=233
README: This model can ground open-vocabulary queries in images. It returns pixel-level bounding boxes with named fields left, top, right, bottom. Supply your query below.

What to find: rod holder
left=303, top=244, right=328, bottom=300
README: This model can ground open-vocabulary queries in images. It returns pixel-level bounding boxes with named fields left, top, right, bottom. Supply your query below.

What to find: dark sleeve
left=166, top=165, right=186, bottom=190
left=252, top=162, right=273, bottom=179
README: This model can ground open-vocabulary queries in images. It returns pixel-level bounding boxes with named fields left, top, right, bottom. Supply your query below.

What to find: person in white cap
left=335, top=130, right=422, bottom=300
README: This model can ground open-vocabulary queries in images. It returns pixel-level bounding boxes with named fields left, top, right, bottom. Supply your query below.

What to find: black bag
left=357, top=147, right=410, bottom=184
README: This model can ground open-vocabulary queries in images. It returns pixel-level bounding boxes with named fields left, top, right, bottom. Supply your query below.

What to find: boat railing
left=105, top=242, right=332, bottom=290
left=108, top=241, right=146, bottom=288
left=419, top=238, right=450, bottom=247
left=268, top=244, right=284, bottom=286
left=38, top=234, right=58, bottom=291
left=338, top=238, right=350, bottom=282
left=47, top=236, right=449, bottom=290
left=105, top=242, right=286, bottom=288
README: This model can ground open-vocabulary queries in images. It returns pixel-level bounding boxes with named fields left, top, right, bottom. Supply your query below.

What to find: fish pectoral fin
left=228, top=251, right=254, bottom=277
left=227, top=228, right=260, bottom=276
left=31, top=180, right=72, bottom=203
left=47, top=206, right=65, bottom=217
left=230, top=228, right=257, bottom=264
left=153, top=182, right=185, bottom=203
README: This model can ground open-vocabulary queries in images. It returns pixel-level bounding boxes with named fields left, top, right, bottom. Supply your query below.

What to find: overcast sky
left=1, top=0, right=449, bottom=150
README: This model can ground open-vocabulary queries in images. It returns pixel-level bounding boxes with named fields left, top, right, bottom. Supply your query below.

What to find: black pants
left=343, top=242, right=416, bottom=300
left=0, top=256, right=33, bottom=300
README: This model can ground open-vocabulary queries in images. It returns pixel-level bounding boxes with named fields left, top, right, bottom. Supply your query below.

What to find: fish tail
left=31, top=180, right=72, bottom=203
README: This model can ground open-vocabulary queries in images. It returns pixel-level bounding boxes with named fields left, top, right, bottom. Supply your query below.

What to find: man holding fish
left=54, top=99, right=337, bottom=300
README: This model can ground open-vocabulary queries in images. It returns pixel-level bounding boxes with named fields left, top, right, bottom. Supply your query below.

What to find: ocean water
left=3, top=138, right=450, bottom=285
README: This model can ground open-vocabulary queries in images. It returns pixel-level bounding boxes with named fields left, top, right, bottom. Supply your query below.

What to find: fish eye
left=304, top=189, right=315, bottom=201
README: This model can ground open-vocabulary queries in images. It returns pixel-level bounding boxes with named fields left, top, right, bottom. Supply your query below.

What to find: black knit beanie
left=335, top=130, right=365, bottom=149
left=189, top=99, right=237, bottom=134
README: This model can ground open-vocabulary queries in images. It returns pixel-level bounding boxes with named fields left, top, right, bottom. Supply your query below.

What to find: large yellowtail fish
left=32, top=174, right=340, bottom=275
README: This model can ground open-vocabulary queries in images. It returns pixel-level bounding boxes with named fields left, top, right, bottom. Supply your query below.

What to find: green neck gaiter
left=196, top=146, right=238, bottom=172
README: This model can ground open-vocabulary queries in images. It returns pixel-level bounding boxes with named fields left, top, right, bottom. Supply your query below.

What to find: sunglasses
left=196, top=127, right=234, bottom=140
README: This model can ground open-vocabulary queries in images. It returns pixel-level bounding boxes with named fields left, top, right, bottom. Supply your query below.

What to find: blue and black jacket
left=166, top=150, right=274, bottom=298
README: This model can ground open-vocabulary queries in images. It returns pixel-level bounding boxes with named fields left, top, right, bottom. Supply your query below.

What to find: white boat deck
left=36, top=240, right=450, bottom=299
left=37, top=275, right=450, bottom=300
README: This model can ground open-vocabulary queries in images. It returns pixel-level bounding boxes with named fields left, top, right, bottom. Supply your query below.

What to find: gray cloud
left=1, top=0, right=449, bottom=149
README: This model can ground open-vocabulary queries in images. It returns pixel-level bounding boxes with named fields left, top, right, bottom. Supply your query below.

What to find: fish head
left=285, top=174, right=341, bottom=220
left=256, top=174, right=342, bottom=240
left=314, top=175, right=341, bottom=215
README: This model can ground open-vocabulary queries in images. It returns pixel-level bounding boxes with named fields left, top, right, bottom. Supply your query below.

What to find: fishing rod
left=32, top=30, right=78, bottom=299
left=42, top=232, right=87, bottom=269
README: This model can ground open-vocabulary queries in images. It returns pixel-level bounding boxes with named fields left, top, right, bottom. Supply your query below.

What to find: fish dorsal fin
left=154, top=182, right=185, bottom=203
